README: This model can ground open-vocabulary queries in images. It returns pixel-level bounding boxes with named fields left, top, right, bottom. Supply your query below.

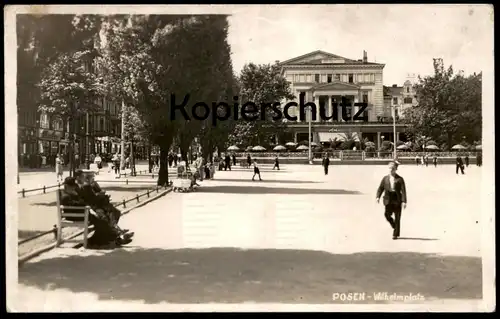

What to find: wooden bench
left=55, top=188, right=91, bottom=248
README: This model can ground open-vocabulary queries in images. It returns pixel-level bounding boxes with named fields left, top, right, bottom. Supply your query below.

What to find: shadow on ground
left=195, top=185, right=361, bottom=195
left=19, top=248, right=481, bottom=304
left=212, top=179, right=321, bottom=184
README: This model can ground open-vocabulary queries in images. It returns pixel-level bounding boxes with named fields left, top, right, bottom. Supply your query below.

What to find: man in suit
left=322, top=153, right=330, bottom=175
left=376, top=161, right=407, bottom=240
left=456, top=155, right=465, bottom=175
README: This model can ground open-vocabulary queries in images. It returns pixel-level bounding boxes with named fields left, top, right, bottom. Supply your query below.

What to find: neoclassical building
left=279, top=50, right=408, bottom=149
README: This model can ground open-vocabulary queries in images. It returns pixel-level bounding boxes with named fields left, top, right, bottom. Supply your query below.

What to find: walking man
left=252, top=159, right=262, bottom=181
left=465, top=154, right=470, bottom=167
left=433, top=155, right=438, bottom=168
left=273, top=155, right=280, bottom=170
left=322, top=153, right=330, bottom=175
left=456, top=155, right=465, bottom=175
left=376, top=160, right=407, bottom=240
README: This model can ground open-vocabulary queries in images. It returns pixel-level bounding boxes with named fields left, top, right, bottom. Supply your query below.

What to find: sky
left=226, top=4, right=493, bottom=85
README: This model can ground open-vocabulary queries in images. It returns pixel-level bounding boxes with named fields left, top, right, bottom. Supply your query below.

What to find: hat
left=74, top=169, right=84, bottom=178
left=63, top=176, right=77, bottom=186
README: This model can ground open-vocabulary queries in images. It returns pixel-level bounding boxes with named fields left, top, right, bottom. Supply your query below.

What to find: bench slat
left=60, top=205, right=90, bottom=210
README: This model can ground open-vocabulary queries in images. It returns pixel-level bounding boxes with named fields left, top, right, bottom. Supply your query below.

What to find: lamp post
left=308, top=104, right=312, bottom=164
left=393, top=104, right=398, bottom=160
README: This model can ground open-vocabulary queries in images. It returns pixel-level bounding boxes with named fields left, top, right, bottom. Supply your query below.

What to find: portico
left=308, top=82, right=367, bottom=123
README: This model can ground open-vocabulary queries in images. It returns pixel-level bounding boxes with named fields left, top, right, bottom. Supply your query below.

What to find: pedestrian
left=273, top=155, right=280, bottom=170
left=376, top=160, right=407, bottom=240
left=252, top=159, right=262, bottom=181
left=112, top=154, right=120, bottom=177
left=94, top=154, right=102, bottom=171
left=168, top=153, right=173, bottom=168
left=415, top=155, right=419, bottom=166
left=425, top=154, right=429, bottom=167
left=465, top=154, right=470, bottom=167
left=420, top=155, right=424, bottom=167
left=55, top=154, right=64, bottom=182
left=456, top=155, right=465, bottom=175
left=246, top=154, right=252, bottom=168
left=322, top=153, right=330, bottom=175
left=232, top=153, right=237, bottom=166
left=433, top=155, right=438, bottom=167
left=477, top=153, right=482, bottom=167
left=224, top=153, right=231, bottom=171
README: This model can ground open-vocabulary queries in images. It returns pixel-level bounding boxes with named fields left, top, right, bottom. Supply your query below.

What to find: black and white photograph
left=5, top=4, right=495, bottom=312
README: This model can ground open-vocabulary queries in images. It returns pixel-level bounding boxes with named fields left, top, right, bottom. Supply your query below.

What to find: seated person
left=73, top=171, right=134, bottom=248
left=86, top=173, right=128, bottom=234
left=60, top=177, right=88, bottom=222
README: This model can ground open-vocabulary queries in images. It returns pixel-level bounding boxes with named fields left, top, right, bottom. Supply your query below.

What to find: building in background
left=279, top=50, right=409, bottom=149
left=383, top=76, right=419, bottom=121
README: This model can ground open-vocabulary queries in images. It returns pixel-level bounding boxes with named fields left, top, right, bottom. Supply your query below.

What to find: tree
left=230, top=62, right=294, bottom=147
left=37, top=50, right=104, bottom=175
left=403, top=58, right=482, bottom=148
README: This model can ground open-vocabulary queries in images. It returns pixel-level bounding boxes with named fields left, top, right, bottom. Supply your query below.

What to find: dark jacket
left=322, top=157, right=330, bottom=166
left=376, top=174, right=407, bottom=206
left=60, top=190, right=87, bottom=221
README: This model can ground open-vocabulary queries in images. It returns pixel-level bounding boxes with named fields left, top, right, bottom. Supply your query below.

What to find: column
left=294, top=132, right=298, bottom=143
left=377, top=132, right=381, bottom=149
left=353, top=96, right=359, bottom=121
left=396, top=132, right=400, bottom=142
left=338, top=95, right=344, bottom=122
left=329, top=95, right=334, bottom=122
left=313, top=95, right=320, bottom=122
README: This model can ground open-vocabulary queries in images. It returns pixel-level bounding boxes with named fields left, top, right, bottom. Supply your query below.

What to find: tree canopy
left=403, top=58, right=482, bottom=149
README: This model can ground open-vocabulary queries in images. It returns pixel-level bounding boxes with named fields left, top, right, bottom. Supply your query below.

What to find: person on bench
left=86, top=172, right=128, bottom=234
left=72, top=173, right=134, bottom=248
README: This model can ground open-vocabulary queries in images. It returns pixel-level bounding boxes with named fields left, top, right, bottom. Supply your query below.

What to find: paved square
left=14, top=164, right=483, bottom=310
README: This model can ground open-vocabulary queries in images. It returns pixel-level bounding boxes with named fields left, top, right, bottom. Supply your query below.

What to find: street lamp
left=393, top=104, right=398, bottom=160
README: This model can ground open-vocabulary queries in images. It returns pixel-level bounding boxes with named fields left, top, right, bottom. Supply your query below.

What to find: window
left=357, top=74, right=363, bottom=83
left=327, top=75, right=332, bottom=83
left=406, top=87, right=410, bottom=93
left=404, top=97, right=413, bottom=104
left=314, top=74, right=320, bottom=83
left=306, top=74, right=312, bottom=82
left=393, top=97, right=398, bottom=104
left=334, top=74, right=340, bottom=81
left=363, top=110, right=369, bottom=122
left=100, top=118, right=105, bottom=132
left=370, top=74, right=375, bottom=82
left=348, top=74, right=354, bottom=83
left=286, top=74, right=294, bottom=82
left=321, top=74, right=327, bottom=83
left=294, top=74, right=300, bottom=82
left=40, top=113, right=49, bottom=129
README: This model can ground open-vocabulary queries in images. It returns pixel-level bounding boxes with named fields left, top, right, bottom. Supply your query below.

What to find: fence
left=18, top=183, right=172, bottom=246
left=234, top=151, right=479, bottom=160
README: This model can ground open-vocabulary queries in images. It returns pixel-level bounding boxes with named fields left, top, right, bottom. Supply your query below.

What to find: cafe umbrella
left=273, top=145, right=287, bottom=151
left=252, top=146, right=266, bottom=152
left=227, top=145, right=240, bottom=151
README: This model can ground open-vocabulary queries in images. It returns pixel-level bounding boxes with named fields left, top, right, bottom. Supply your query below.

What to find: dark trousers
left=384, top=202, right=402, bottom=237
left=225, top=162, right=231, bottom=171
left=456, top=164, right=465, bottom=174
left=324, top=165, right=328, bottom=175
left=273, top=163, right=280, bottom=170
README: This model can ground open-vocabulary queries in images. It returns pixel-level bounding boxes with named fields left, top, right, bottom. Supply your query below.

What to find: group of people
left=60, top=170, right=134, bottom=248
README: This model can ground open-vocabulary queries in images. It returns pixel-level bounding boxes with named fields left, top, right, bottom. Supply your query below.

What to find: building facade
left=17, top=58, right=123, bottom=168
left=383, top=78, right=418, bottom=120
left=279, top=50, right=409, bottom=149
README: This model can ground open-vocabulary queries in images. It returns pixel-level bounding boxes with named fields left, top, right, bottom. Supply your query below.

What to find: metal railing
left=18, top=183, right=172, bottom=246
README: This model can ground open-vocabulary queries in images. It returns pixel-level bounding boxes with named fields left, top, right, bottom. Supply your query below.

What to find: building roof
left=384, top=85, right=403, bottom=96
left=279, top=50, right=384, bottom=67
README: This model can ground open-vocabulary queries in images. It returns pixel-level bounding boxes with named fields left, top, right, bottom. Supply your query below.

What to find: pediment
left=311, top=82, right=361, bottom=91
left=280, top=50, right=354, bottom=65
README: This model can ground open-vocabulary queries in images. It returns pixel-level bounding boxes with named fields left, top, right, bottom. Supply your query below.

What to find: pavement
left=12, top=164, right=488, bottom=311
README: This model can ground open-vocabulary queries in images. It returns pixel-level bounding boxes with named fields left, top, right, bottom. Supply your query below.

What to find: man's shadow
left=397, top=237, right=438, bottom=241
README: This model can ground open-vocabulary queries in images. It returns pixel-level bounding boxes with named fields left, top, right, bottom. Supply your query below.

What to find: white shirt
left=389, top=175, right=395, bottom=191
left=253, top=162, right=258, bottom=168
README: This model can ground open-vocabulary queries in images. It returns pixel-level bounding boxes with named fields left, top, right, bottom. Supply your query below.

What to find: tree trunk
left=131, top=138, right=136, bottom=176
left=157, top=139, right=171, bottom=186
left=120, top=101, right=127, bottom=170
left=148, top=141, right=152, bottom=173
